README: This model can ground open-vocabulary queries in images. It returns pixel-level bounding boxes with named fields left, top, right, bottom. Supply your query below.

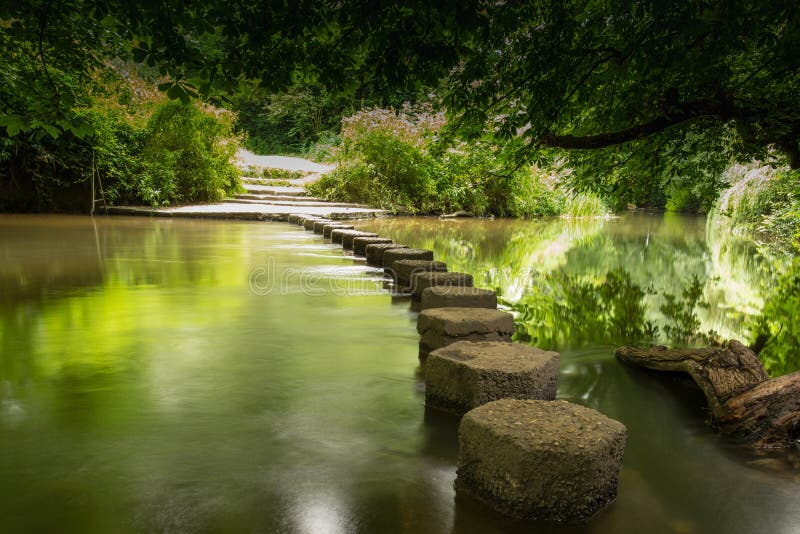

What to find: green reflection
left=356, top=214, right=790, bottom=374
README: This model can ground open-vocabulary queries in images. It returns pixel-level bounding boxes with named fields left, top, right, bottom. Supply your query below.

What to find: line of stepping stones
left=287, top=213, right=628, bottom=524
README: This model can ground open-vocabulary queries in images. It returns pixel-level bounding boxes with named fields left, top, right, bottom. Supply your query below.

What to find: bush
left=713, top=163, right=799, bottom=250
left=1, top=62, right=242, bottom=211
left=310, top=106, right=605, bottom=217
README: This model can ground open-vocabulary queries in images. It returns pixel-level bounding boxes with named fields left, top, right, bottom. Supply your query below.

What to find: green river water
left=0, top=214, right=798, bottom=533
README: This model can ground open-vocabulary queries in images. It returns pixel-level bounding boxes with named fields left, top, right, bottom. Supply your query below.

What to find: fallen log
left=615, top=340, right=800, bottom=448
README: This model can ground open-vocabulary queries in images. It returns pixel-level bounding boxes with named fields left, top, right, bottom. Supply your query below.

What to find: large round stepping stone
left=425, top=341, right=559, bottom=415
left=323, top=223, right=355, bottom=238
left=342, top=231, right=380, bottom=250
left=411, top=272, right=473, bottom=300
left=421, top=286, right=497, bottom=310
left=365, top=244, right=408, bottom=267
left=312, top=219, right=335, bottom=234
left=353, top=237, right=393, bottom=256
left=417, top=307, right=514, bottom=364
left=383, top=248, right=434, bottom=271
left=457, top=399, right=627, bottom=523
left=392, top=259, right=448, bottom=287
left=287, top=214, right=305, bottom=224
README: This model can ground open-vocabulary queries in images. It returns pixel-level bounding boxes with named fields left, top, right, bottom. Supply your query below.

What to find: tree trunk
left=615, top=340, right=800, bottom=448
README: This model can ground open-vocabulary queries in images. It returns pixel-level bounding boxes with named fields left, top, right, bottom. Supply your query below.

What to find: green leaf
left=0, top=115, right=27, bottom=137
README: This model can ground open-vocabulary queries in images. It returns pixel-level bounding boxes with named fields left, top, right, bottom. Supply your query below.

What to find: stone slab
left=353, top=237, right=394, bottom=256
left=417, top=307, right=515, bottom=364
left=425, top=341, right=559, bottom=415
left=365, top=244, right=408, bottom=267
left=313, top=219, right=335, bottom=233
left=323, top=223, right=355, bottom=238
left=330, top=228, right=364, bottom=244
left=104, top=204, right=384, bottom=222
left=411, top=272, right=474, bottom=300
left=383, top=248, right=434, bottom=270
left=342, top=231, right=380, bottom=250
left=457, top=399, right=627, bottom=523
left=304, top=217, right=325, bottom=230
left=391, top=260, right=448, bottom=287
left=421, top=286, right=497, bottom=310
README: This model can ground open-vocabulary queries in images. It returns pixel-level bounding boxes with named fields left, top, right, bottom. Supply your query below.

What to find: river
left=1, top=214, right=797, bottom=533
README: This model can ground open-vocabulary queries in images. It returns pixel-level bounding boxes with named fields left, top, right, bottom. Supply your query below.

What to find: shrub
left=713, top=163, right=799, bottom=250
left=310, top=106, right=600, bottom=217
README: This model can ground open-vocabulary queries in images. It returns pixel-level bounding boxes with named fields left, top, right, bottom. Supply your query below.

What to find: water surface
left=1, top=214, right=798, bottom=533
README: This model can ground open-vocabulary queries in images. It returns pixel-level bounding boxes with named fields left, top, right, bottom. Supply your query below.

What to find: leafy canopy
left=3, top=0, right=799, bottom=200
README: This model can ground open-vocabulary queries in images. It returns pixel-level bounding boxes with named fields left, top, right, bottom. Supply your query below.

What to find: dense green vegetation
left=4, top=1, right=799, bottom=213
left=0, top=9, right=240, bottom=210
left=309, top=106, right=609, bottom=217
left=1, top=1, right=798, bottom=368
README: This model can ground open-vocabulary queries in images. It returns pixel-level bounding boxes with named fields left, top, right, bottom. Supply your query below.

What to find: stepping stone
left=291, top=214, right=316, bottom=225
left=312, top=219, right=335, bottom=234
left=353, top=237, right=393, bottom=256
left=304, top=217, right=324, bottom=230
left=383, top=248, right=434, bottom=271
left=342, top=231, right=380, bottom=250
left=330, top=228, right=364, bottom=244
left=410, top=272, right=473, bottom=301
left=391, top=259, right=448, bottom=287
left=425, top=341, right=559, bottom=415
left=323, top=223, right=354, bottom=238
left=421, top=286, right=497, bottom=310
left=457, top=399, right=627, bottom=523
left=287, top=214, right=304, bottom=224
left=417, top=307, right=514, bottom=365
left=365, top=244, right=408, bottom=267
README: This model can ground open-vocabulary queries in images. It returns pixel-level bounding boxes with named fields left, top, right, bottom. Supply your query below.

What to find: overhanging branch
left=540, top=108, right=703, bottom=149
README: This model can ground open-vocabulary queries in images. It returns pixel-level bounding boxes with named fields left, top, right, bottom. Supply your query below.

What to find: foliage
left=0, top=53, right=241, bottom=210
left=310, top=107, right=603, bottom=217
left=713, top=164, right=800, bottom=251
left=509, top=269, right=722, bottom=350
left=133, top=102, right=240, bottom=205
left=231, top=82, right=346, bottom=156
left=750, top=259, right=800, bottom=376
left=4, top=2, right=799, bottom=212
left=511, top=270, right=657, bottom=348
left=659, top=275, right=711, bottom=343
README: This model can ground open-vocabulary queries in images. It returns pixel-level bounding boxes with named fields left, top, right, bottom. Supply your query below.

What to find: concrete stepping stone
left=330, top=228, right=364, bottom=244
left=391, top=259, right=448, bottom=287
left=411, top=272, right=473, bottom=301
left=365, top=244, right=408, bottom=267
left=303, top=217, right=324, bottom=230
left=323, top=223, right=354, bottom=238
left=312, top=219, right=335, bottom=233
left=457, top=399, right=627, bottom=523
left=425, top=341, right=559, bottom=415
left=342, top=231, right=380, bottom=250
left=292, top=215, right=318, bottom=226
left=353, top=237, right=393, bottom=256
left=383, top=248, right=434, bottom=271
left=417, top=307, right=514, bottom=365
left=421, top=286, right=497, bottom=310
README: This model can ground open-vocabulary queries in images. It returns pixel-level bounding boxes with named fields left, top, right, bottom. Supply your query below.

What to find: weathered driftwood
left=615, top=340, right=800, bottom=448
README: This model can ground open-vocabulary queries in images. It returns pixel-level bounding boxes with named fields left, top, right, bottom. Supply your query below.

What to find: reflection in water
left=356, top=215, right=795, bottom=374
left=1, top=214, right=798, bottom=533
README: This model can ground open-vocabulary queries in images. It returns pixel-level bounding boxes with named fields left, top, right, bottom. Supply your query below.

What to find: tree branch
left=541, top=103, right=715, bottom=149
